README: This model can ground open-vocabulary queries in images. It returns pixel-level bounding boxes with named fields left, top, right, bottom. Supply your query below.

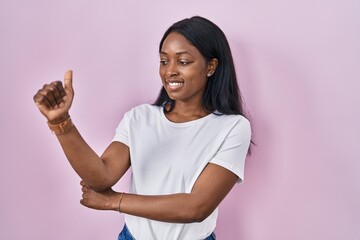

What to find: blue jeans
left=118, top=224, right=216, bottom=240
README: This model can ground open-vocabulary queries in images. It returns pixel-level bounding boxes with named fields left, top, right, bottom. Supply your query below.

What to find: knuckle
left=36, top=88, right=44, bottom=95
left=44, top=90, right=53, bottom=98
left=47, top=85, right=55, bottom=91
left=54, top=81, right=64, bottom=90
left=43, top=83, right=56, bottom=92
left=54, top=80, right=63, bottom=86
left=34, top=94, right=44, bottom=103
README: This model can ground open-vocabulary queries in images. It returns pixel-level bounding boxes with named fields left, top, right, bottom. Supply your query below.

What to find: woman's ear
left=207, top=58, right=218, bottom=77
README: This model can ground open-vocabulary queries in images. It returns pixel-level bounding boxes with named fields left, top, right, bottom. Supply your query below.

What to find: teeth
left=169, top=82, right=183, bottom=87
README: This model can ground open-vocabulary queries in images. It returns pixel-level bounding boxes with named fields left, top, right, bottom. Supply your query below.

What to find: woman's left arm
left=80, top=163, right=238, bottom=223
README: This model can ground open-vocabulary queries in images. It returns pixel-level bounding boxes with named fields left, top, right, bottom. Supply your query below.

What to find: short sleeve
left=112, top=111, right=131, bottom=146
left=210, top=117, right=251, bottom=183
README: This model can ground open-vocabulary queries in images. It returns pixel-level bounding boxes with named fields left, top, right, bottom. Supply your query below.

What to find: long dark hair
left=154, top=16, right=245, bottom=116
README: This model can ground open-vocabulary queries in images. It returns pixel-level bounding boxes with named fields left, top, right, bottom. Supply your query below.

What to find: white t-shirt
left=113, top=104, right=251, bottom=240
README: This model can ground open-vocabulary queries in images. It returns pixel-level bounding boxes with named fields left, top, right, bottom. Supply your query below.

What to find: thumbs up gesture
left=33, top=70, right=74, bottom=124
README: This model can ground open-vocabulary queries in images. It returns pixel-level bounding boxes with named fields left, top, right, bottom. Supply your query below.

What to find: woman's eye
left=160, top=60, right=168, bottom=65
left=178, top=60, right=189, bottom=65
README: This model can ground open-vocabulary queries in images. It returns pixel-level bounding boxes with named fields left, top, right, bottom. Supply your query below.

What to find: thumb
left=64, top=70, right=74, bottom=94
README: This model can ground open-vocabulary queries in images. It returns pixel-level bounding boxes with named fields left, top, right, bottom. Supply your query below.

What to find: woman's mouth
left=169, top=82, right=183, bottom=87
left=166, top=80, right=184, bottom=90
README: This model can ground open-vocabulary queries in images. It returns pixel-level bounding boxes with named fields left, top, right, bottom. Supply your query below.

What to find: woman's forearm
left=119, top=193, right=211, bottom=223
left=34, top=71, right=130, bottom=191
left=81, top=188, right=212, bottom=223
left=80, top=163, right=237, bottom=223
left=55, top=125, right=111, bottom=190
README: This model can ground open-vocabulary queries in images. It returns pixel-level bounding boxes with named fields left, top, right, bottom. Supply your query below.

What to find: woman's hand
left=33, top=70, right=74, bottom=124
left=80, top=180, right=121, bottom=211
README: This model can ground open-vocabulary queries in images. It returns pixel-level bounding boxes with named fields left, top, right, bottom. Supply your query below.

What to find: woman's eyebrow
left=160, top=51, right=194, bottom=56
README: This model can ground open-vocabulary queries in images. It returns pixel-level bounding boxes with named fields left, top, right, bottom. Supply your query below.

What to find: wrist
left=108, top=192, right=124, bottom=211
left=117, top=192, right=125, bottom=213
left=48, top=113, right=70, bottom=125
left=47, top=116, right=74, bottom=135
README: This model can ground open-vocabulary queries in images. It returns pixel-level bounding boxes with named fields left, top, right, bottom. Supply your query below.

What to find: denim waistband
left=118, top=224, right=135, bottom=240
left=118, top=224, right=216, bottom=240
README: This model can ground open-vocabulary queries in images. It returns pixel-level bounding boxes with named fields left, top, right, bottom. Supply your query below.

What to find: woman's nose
left=166, top=62, right=179, bottom=76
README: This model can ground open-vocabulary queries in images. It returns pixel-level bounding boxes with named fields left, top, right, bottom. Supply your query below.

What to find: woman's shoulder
left=214, top=113, right=251, bottom=133
left=216, top=112, right=250, bottom=124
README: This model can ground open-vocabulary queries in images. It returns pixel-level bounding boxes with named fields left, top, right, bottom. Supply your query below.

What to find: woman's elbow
left=86, top=177, right=114, bottom=192
left=185, top=205, right=214, bottom=223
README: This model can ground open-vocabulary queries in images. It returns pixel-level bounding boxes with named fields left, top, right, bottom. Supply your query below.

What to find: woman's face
left=159, top=32, right=216, bottom=105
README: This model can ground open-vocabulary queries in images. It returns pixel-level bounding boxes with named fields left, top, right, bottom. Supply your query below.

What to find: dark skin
left=33, top=32, right=239, bottom=223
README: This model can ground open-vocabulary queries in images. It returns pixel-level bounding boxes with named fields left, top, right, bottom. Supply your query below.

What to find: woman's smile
left=166, top=79, right=184, bottom=90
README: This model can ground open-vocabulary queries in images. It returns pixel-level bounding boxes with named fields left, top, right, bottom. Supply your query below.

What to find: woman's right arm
left=33, top=70, right=130, bottom=191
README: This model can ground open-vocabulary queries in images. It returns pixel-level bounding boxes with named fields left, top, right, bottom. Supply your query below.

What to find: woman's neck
left=165, top=101, right=209, bottom=123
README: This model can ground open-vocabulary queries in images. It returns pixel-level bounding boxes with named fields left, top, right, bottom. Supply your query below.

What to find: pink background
left=1, top=0, right=359, bottom=239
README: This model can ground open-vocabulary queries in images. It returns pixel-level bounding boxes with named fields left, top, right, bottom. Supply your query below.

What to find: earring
left=207, top=72, right=213, bottom=77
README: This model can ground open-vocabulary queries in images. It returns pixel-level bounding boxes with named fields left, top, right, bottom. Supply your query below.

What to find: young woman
left=33, top=16, right=251, bottom=240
